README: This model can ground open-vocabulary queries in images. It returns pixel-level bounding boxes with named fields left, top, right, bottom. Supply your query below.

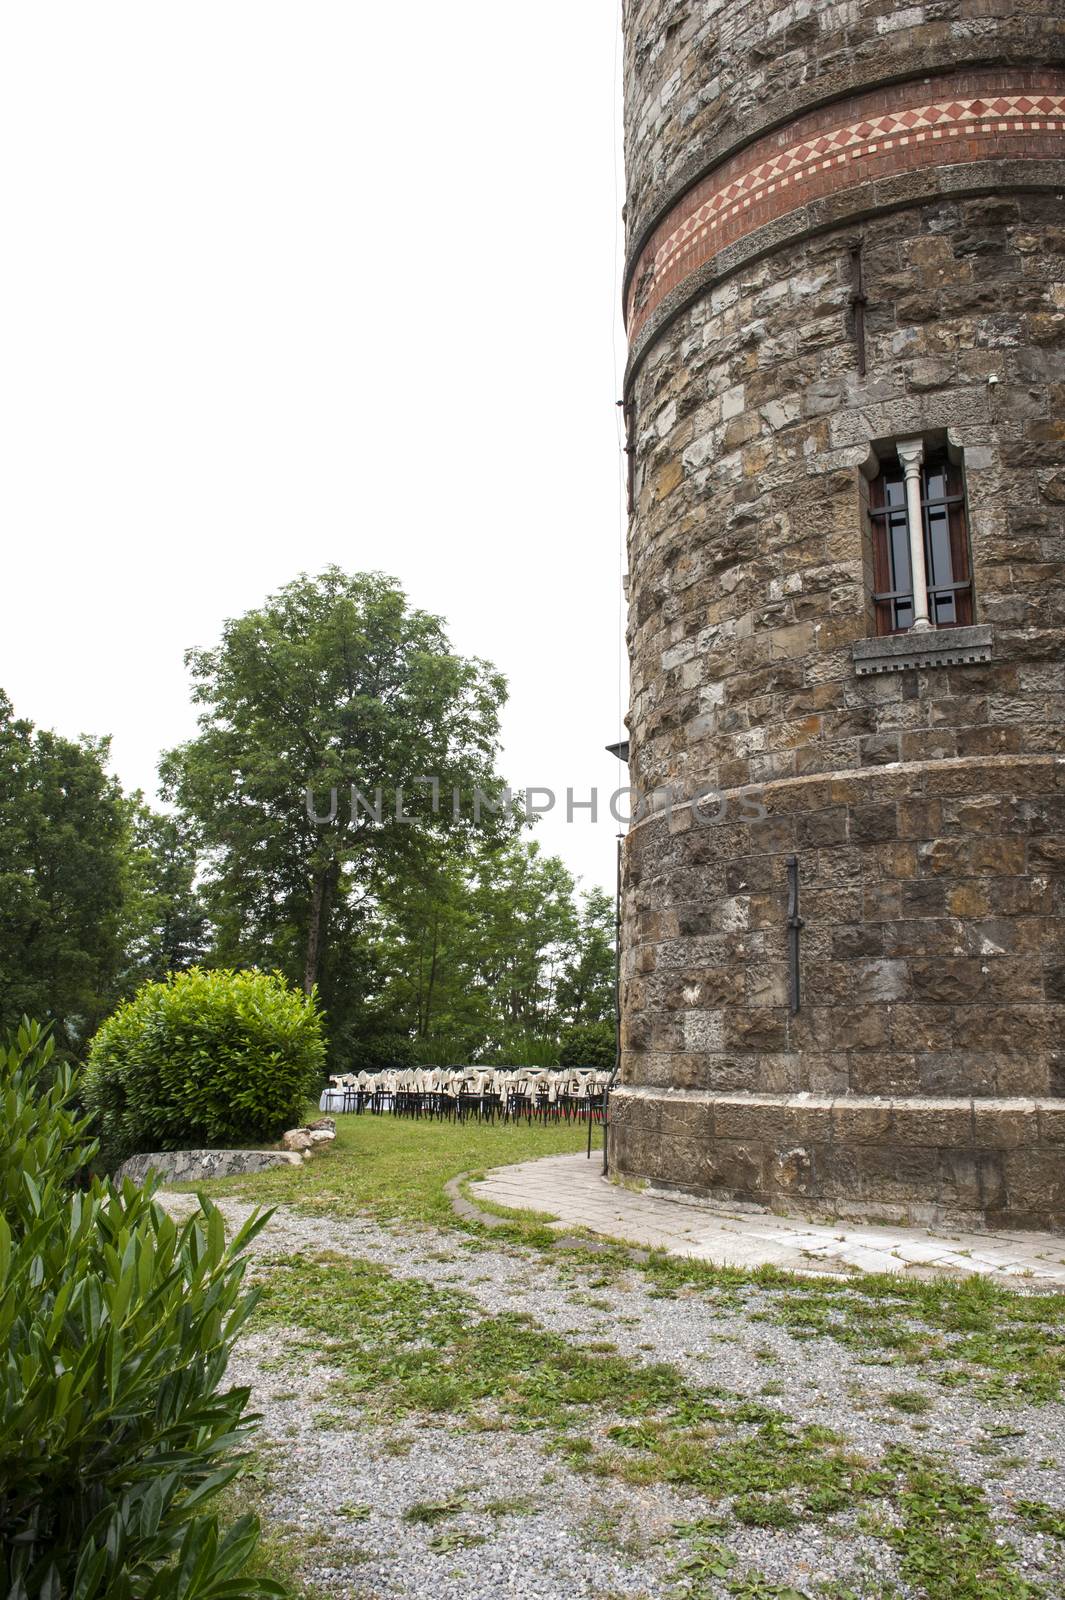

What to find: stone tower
left=613, top=0, right=1065, bottom=1226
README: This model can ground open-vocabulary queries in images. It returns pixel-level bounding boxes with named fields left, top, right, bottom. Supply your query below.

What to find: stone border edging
left=445, top=1170, right=651, bottom=1263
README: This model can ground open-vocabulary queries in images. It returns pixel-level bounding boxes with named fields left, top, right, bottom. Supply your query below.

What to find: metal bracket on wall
left=786, top=854, right=804, bottom=1014
left=849, top=238, right=867, bottom=377
left=617, top=399, right=636, bottom=515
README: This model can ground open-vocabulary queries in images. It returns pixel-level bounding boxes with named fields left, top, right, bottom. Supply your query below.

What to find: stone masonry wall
left=615, top=752, right=1065, bottom=1226
left=616, top=0, right=1065, bottom=1226
left=627, top=193, right=1065, bottom=803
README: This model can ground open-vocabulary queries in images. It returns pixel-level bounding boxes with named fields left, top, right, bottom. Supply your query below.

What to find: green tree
left=160, top=570, right=512, bottom=1051
left=122, top=805, right=209, bottom=983
left=463, top=837, right=578, bottom=1042
left=368, top=835, right=599, bottom=1061
left=0, top=690, right=130, bottom=1049
left=556, top=885, right=616, bottom=1025
left=366, top=843, right=478, bottom=1044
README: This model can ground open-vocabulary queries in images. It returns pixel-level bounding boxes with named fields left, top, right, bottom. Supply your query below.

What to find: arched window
left=869, top=442, right=973, bottom=635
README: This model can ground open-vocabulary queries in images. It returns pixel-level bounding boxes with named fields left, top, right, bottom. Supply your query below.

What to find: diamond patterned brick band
left=626, top=71, right=1065, bottom=343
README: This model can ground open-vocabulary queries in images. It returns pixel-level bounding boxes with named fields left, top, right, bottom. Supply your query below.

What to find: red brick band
left=625, top=70, right=1065, bottom=343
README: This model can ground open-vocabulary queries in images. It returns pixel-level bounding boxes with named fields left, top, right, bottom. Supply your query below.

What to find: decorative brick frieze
left=623, top=0, right=1065, bottom=261
left=626, top=71, right=1065, bottom=347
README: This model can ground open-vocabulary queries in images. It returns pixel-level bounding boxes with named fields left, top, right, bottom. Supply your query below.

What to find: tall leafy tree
left=367, top=837, right=611, bottom=1060
left=121, top=805, right=209, bottom=983
left=556, top=885, right=616, bottom=1025
left=462, top=838, right=579, bottom=1039
left=0, top=690, right=130, bottom=1049
left=160, top=569, right=512, bottom=1045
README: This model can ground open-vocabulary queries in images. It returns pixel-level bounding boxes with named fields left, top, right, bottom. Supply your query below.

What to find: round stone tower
left=613, top=0, right=1065, bottom=1227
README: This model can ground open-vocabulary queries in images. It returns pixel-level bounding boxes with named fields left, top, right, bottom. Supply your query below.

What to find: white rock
left=282, top=1128, right=314, bottom=1153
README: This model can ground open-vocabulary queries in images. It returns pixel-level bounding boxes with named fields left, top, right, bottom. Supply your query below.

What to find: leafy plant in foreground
left=0, top=1020, right=283, bottom=1599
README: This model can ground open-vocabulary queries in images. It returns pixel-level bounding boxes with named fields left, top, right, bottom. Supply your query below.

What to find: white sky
left=0, top=3, right=628, bottom=897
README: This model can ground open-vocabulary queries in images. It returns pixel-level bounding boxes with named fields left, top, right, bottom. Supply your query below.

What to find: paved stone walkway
left=470, top=1152, right=1065, bottom=1287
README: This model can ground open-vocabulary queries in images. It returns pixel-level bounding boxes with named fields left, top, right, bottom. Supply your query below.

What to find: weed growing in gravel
left=668, top=1521, right=811, bottom=1600
left=481, top=1494, right=539, bottom=1518
left=402, top=1497, right=465, bottom=1525
left=628, top=1252, right=1065, bottom=1404
left=219, top=1455, right=337, bottom=1598
left=251, top=1249, right=1045, bottom=1600
left=732, top=1494, right=802, bottom=1529
left=580, top=1504, right=647, bottom=1556
left=1015, top=1498, right=1065, bottom=1539
left=886, top=1447, right=1040, bottom=1600
left=884, top=1390, right=934, bottom=1415
left=427, top=1530, right=485, bottom=1553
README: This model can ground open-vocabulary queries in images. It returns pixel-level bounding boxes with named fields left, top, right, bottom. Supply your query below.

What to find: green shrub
left=0, top=1019, right=284, bottom=1599
left=558, top=1020, right=616, bottom=1070
left=477, top=1030, right=560, bottom=1067
left=84, top=968, right=325, bottom=1160
left=350, top=1030, right=417, bottom=1072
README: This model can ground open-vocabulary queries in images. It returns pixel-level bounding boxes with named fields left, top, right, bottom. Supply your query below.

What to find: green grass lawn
left=203, top=1109, right=599, bottom=1229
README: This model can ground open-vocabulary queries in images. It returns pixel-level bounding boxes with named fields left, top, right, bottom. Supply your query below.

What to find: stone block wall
left=627, top=192, right=1065, bottom=803
left=112, top=1148, right=298, bottom=1186
left=616, top=0, right=1065, bottom=1225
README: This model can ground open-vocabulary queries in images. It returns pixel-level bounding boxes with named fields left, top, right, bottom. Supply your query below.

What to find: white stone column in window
left=897, top=437, right=932, bottom=631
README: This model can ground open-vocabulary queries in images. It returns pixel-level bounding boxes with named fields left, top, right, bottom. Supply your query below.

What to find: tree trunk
left=423, top=915, right=440, bottom=1035
left=303, top=862, right=337, bottom=995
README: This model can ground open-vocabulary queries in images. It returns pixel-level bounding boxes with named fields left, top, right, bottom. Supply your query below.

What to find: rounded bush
left=351, top=1031, right=416, bottom=1072
left=84, top=967, right=326, bottom=1158
left=558, top=1020, right=616, bottom=1071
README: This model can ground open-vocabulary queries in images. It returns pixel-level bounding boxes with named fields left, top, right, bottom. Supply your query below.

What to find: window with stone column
left=868, top=438, right=974, bottom=636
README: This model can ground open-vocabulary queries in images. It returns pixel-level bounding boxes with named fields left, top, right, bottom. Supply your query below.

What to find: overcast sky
left=1, top=3, right=628, bottom=897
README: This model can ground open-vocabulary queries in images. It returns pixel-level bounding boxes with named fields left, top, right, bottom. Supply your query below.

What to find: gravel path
left=164, top=1195, right=1065, bottom=1598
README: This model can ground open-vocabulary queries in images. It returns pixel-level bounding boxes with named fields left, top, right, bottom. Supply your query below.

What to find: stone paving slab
left=469, top=1152, right=1065, bottom=1287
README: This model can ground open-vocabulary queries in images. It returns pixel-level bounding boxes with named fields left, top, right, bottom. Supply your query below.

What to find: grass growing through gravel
left=552, top=1246, right=1065, bottom=1405
left=221, top=1457, right=332, bottom=1598
left=887, top=1448, right=1039, bottom=1600
left=251, top=1250, right=1048, bottom=1599
left=181, top=1111, right=1065, bottom=1600
left=254, top=1252, right=879, bottom=1506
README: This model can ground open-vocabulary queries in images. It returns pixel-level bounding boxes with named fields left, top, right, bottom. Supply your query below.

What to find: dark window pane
left=889, top=511, right=911, bottom=588
left=925, top=496, right=957, bottom=625
left=870, top=453, right=972, bottom=636
left=925, top=465, right=947, bottom=501
left=926, top=504, right=952, bottom=584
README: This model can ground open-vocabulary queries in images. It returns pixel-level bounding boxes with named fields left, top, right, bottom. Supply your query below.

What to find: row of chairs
left=322, top=1066, right=612, bottom=1124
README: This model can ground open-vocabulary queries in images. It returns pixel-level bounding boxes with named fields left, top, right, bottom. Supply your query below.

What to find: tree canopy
left=1, top=569, right=617, bottom=1070
left=0, top=690, right=130, bottom=1050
